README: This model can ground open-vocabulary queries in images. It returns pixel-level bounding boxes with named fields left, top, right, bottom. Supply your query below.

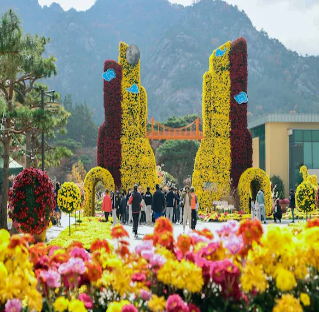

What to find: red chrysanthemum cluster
left=97, top=60, right=123, bottom=189
left=237, top=219, right=263, bottom=246
left=229, top=38, right=253, bottom=188
left=8, top=168, right=55, bottom=235
left=153, top=217, right=175, bottom=250
left=306, top=218, right=319, bottom=229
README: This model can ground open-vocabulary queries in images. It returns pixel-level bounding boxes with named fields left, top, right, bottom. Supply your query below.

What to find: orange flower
left=111, top=224, right=129, bottom=239
left=194, top=229, right=214, bottom=240
left=29, top=243, right=48, bottom=265
left=237, top=219, right=263, bottom=245
left=154, top=217, right=173, bottom=235
left=117, top=245, right=131, bottom=258
left=91, top=238, right=111, bottom=253
left=8, top=234, right=30, bottom=249
left=153, top=231, right=175, bottom=250
left=143, top=234, right=154, bottom=241
left=85, top=261, right=102, bottom=282
left=177, top=234, right=193, bottom=254
left=50, top=252, right=70, bottom=265
left=66, top=241, right=84, bottom=252
left=306, top=218, right=319, bottom=229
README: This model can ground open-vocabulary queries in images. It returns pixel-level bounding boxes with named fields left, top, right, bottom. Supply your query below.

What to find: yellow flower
left=148, top=295, right=166, bottom=312
left=300, top=293, right=310, bottom=306
left=241, top=265, right=268, bottom=293
left=53, top=297, right=70, bottom=312
left=69, top=299, right=87, bottom=312
left=111, top=269, right=132, bottom=298
left=0, top=262, right=8, bottom=280
left=155, top=246, right=176, bottom=260
left=106, top=300, right=130, bottom=312
left=273, top=295, right=302, bottom=312
left=27, top=288, right=43, bottom=312
left=275, top=267, right=296, bottom=292
left=0, top=229, right=10, bottom=243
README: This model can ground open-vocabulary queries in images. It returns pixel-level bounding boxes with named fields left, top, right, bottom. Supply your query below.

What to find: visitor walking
left=102, top=189, right=112, bottom=222
left=257, top=189, right=266, bottom=224
left=289, top=189, right=295, bottom=223
left=273, top=199, right=282, bottom=223
left=190, top=188, right=197, bottom=230
left=144, top=186, right=152, bottom=225
left=129, top=185, right=142, bottom=239
left=182, top=186, right=192, bottom=232
left=120, top=192, right=127, bottom=224
left=115, top=191, right=121, bottom=220
left=152, top=184, right=166, bottom=221
left=174, top=188, right=181, bottom=223
left=126, top=189, right=132, bottom=224
left=54, top=182, right=62, bottom=226
left=166, top=187, right=178, bottom=222
left=251, top=199, right=256, bottom=220
left=179, top=189, right=184, bottom=224
left=140, top=193, right=146, bottom=224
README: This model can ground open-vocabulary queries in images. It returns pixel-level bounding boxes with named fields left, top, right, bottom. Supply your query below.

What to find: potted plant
left=8, top=168, right=55, bottom=242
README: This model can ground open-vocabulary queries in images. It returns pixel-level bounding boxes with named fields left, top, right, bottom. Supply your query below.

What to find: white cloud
left=37, top=0, right=319, bottom=55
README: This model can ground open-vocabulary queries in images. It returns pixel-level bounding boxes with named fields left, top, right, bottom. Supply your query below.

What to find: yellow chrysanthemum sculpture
left=84, top=167, right=115, bottom=216
left=296, top=166, right=317, bottom=213
left=238, top=168, right=271, bottom=214
left=193, top=41, right=232, bottom=208
left=118, top=42, right=157, bottom=192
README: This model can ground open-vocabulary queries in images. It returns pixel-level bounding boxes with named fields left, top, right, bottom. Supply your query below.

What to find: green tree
left=270, top=175, right=285, bottom=199
left=62, top=95, right=98, bottom=147
left=0, top=10, right=57, bottom=229
left=156, top=140, right=199, bottom=187
left=163, top=114, right=201, bottom=128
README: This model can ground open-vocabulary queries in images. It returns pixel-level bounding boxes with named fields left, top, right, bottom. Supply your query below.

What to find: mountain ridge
left=1, top=0, right=318, bottom=123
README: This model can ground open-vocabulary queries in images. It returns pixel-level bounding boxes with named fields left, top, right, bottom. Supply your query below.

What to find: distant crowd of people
left=250, top=188, right=296, bottom=224
left=102, top=184, right=198, bottom=239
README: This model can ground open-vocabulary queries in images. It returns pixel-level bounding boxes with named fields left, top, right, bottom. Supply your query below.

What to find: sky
left=38, top=0, right=319, bottom=55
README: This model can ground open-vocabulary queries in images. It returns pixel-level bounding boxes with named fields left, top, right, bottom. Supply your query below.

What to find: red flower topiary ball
left=8, top=168, right=55, bottom=235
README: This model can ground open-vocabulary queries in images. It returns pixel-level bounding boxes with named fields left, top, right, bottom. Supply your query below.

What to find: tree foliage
left=270, top=175, right=285, bottom=199
left=156, top=140, right=199, bottom=187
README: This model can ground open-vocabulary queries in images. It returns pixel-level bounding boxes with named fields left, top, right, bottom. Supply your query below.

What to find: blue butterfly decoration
left=126, top=84, right=139, bottom=94
left=102, top=69, right=116, bottom=82
left=234, top=92, right=248, bottom=105
left=216, top=47, right=227, bottom=57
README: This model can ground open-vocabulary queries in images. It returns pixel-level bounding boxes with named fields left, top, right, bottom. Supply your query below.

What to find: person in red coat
left=102, top=189, right=112, bottom=222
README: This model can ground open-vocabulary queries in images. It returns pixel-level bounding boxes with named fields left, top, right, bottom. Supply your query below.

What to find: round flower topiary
left=296, top=181, right=316, bottom=213
left=8, top=168, right=55, bottom=235
left=58, top=182, right=81, bottom=214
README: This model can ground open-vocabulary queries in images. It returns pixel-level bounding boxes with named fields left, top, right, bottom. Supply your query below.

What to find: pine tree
left=0, top=9, right=57, bottom=229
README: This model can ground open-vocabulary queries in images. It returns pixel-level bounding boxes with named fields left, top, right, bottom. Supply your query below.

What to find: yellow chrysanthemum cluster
left=83, top=167, right=115, bottom=216
left=58, top=182, right=81, bottom=214
left=0, top=230, right=43, bottom=311
left=238, top=167, right=271, bottom=214
left=241, top=225, right=319, bottom=303
left=118, top=42, right=157, bottom=192
left=296, top=166, right=317, bottom=213
left=157, top=259, right=204, bottom=293
left=193, top=41, right=232, bottom=209
left=49, top=217, right=113, bottom=250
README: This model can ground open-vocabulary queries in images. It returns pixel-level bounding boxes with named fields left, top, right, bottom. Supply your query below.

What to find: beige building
left=248, top=114, right=319, bottom=198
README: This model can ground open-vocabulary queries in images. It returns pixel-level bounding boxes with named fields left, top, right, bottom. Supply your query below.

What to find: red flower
left=237, top=219, right=263, bottom=245
left=176, top=234, right=193, bottom=255
left=85, top=261, right=102, bottom=282
left=154, top=217, right=173, bottom=234
left=90, top=238, right=111, bottom=253
left=306, top=218, right=319, bottom=229
left=131, top=273, right=146, bottom=282
left=188, top=303, right=200, bottom=312
left=111, top=224, right=129, bottom=239
left=153, top=231, right=175, bottom=250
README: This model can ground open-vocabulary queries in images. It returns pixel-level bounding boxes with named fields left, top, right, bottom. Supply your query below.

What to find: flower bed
left=198, top=211, right=251, bottom=222
left=48, top=217, right=112, bottom=250
left=282, top=208, right=319, bottom=220
left=1, top=218, right=319, bottom=311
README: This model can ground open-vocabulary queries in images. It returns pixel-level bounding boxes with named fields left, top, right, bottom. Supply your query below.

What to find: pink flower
left=141, top=250, right=154, bottom=261
left=188, top=232, right=210, bottom=244
left=166, top=295, right=184, bottom=312
left=140, top=289, right=152, bottom=301
left=216, top=220, right=239, bottom=237
left=188, top=303, right=200, bottom=312
left=48, top=246, right=63, bottom=257
left=122, top=304, right=138, bottom=312
left=40, top=270, right=61, bottom=288
left=70, top=247, right=91, bottom=261
left=131, top=273, right=146, bottom=282
left=58, top=257, right=86, bottom=275
left=5, top=299, right=22, bottom=312
left=222, top=234, right=243, bottom=255
left=79, top=293, right=93, bottom=309
left=150, top=254, right=166, bottom=267
left=135, top=240, right=153, bottom=254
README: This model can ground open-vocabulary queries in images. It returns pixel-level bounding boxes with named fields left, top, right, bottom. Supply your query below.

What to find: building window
left=250, top=125, right=265, bottom=171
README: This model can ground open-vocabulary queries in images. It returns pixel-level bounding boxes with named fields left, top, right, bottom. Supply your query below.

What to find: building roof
left=248, top=114, right=319, bottom=129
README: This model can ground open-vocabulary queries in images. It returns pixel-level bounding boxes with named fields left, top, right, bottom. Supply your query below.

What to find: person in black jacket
left=115, top=191, right=121, bottom=219
left=129, top=185, right=142, bottom=238
left=152, top=184, right=166, bottom=221
left=144, top=187, right=153, bottom=225
left=289, top=189, right=295, bottom=223
left=273, top=199, right=282, bottom=223
left=166, top=187, right=179, bottom=223
left=120, top=192, right=127, bottom=224
left=174, top=188, right=181, bottom=223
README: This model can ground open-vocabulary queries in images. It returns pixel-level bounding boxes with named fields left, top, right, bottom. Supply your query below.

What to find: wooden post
left=151, top=117, right=154, bottom=140
left=196, top=118, right=199, bottom=138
